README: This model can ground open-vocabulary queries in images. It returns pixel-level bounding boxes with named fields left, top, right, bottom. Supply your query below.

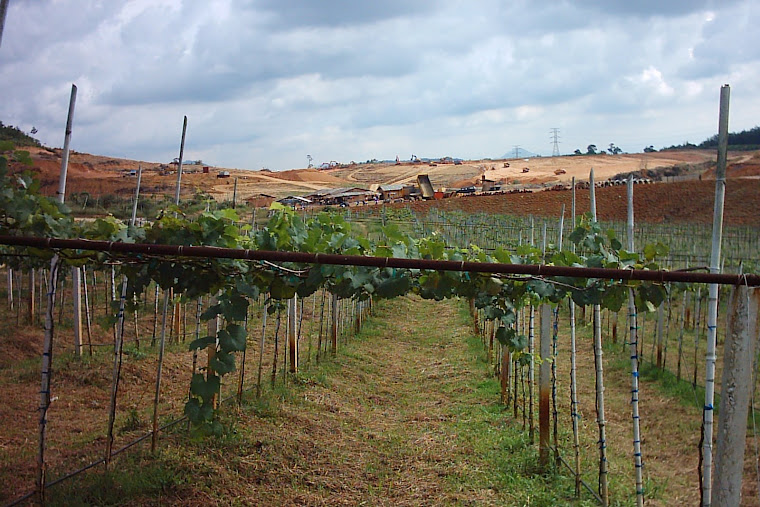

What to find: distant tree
left=586, top=144, right=597, bottom=155
left=608, top=143, right=622, bottom=155
left=644, top=145, right=656, bottom=153
left=574, top=149, right=582, bottom=156
left=0, top=121, right=41, bottom=147
left=699, top=125, right=760, bottom=150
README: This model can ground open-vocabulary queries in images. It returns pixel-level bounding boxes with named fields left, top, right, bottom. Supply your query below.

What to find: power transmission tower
left=550, top=128, right=561, bottom=157
left=513, top=145, right=520, bottom=159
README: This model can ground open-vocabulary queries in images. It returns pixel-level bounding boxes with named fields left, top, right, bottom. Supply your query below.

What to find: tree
left=586, top=144, right=597, bottom=155
left=608, top=143, right=622, bottom=155
left=643, top=145, right=656, bottom=153
left=574, top=149, right=582, bottom=156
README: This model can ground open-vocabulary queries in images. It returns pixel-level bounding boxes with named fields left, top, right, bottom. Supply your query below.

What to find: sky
left=1, top=0, right=759, bottom=170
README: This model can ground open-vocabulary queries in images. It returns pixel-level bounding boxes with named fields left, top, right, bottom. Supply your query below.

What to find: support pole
left=702, top=84, right=729, bottom=507
left=538, top=303, right=551, bottom=468
left=590, top=168, right=608, bottom=506
left=28, top=269, right=35, bottom=324
left=288, top=296, right=298, bottom=373
left=712, top=286, right=758, bottom=505
left=331, top=293, right=338, bottom=355
left=38, top=85, right=77, bottom=502
left=627, top=174, right=644, bottom=507
left=0, top=0, right=9, bottom=49
left=72, top=267, right=82, bottom=356
left=174, top=116, right=188, bottom=206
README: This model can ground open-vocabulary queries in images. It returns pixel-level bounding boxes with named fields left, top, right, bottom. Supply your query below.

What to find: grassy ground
left=46, top=297, right=592, bottom=506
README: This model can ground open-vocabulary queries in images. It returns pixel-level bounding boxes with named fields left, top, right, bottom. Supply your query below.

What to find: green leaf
left=184, top=398, right=203, bottom=423
left=190, top=373, right=221, bottom=403
left=601, top=285, right=627, bottom=312
left=495, top=326, right=514, bottom=346
left=210, top=351, right=236, bottom=374
left=527, top=280, right=554, bottom=298
left=188, top=335, right=216, bottom=351
left=218, top=324, right=246, bottom=352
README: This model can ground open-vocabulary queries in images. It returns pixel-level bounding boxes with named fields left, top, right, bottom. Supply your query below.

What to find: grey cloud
left=254, top=0, right=437, bottom=28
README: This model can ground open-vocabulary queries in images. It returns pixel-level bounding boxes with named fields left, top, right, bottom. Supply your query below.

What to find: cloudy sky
left=1, top=0, right=758, bottom=170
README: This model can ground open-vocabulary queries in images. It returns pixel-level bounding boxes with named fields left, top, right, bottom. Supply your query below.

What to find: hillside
left=8, top=145, right=760, bottom=226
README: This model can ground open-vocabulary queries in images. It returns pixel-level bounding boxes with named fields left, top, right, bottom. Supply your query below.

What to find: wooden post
left=656, top=301, right=664, bottom=368
left=712, top=285, right=758, bottom=505
left=331, top=293, right=338, bottom=355
left=7, top=267, right=12, bottom=309
left=288, top=296, right=298, bottom=373
left=538, top=304, right=551, bottom=468
left=28, top=269, right=35, bottom=324
left=72, top=267, right=82, bottom=356
left=500, top=340, right=510, bottom=404
left=255, top=303, right=268, bottom=398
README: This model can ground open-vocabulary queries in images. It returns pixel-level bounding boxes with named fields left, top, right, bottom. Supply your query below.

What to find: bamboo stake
left=694, top=287, right=702, bottom=388
left=627, top=174, right=645, bottom=507
left=703, top=84, right=730, bottom=507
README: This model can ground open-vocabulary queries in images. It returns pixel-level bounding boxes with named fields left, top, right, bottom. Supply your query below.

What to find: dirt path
left=47, top=297, right=583, bottom=506
left=231, top=296, right=543, bottom=505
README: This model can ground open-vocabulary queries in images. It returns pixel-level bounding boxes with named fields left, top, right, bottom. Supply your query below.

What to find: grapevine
left=0, top=163, right=672, bottom=434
